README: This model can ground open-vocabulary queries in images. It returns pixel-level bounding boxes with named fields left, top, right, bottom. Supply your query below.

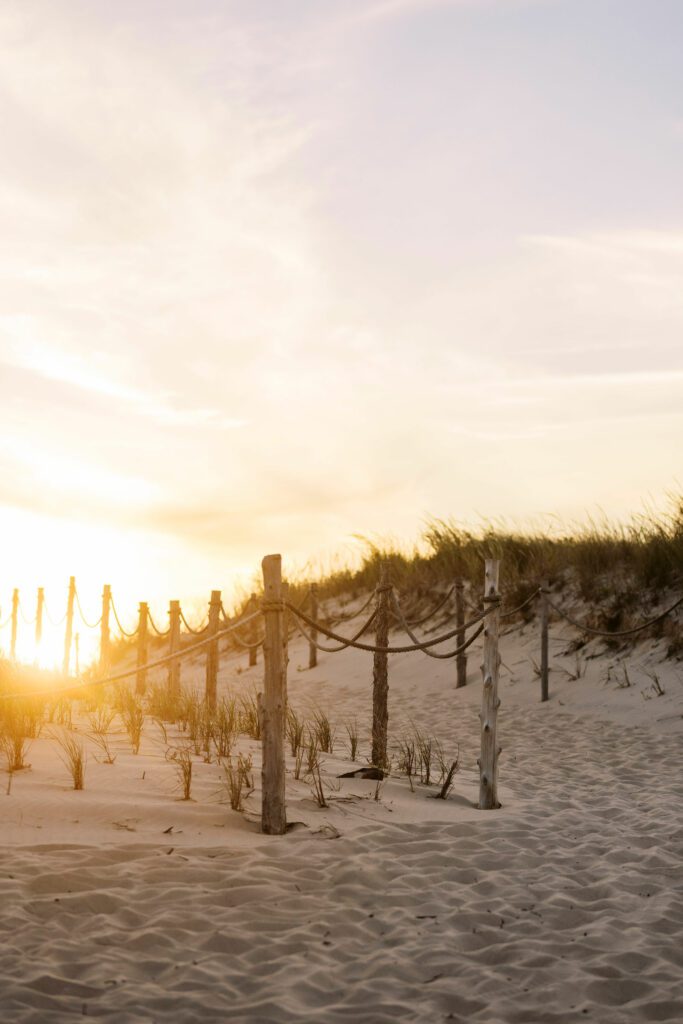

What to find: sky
left=1, top=0, right=682, bottom=655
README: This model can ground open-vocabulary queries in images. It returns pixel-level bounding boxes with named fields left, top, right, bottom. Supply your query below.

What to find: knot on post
left=260, top=600, right=285, bottom=614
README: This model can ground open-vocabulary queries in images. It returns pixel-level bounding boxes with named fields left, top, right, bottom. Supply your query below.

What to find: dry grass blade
left=167, top=745, right=193, bottom=800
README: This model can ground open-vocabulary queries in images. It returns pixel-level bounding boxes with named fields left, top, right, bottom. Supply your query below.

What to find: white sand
left=1, top=609, right=682, bottom=1022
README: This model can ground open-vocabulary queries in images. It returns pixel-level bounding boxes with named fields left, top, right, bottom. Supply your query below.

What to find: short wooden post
left=308, top=584, right=318, bottom=669
left=248, top=592, right=258, bottom=667
left=35, top=587, right=44, bottom=651
left=371, top=564, right=391, bottom=770
left=100, top=584, right=111, bottom=671
left=168, top=600, right=181, bottom=696
left=10, top=588, right=19, bottom=661
left=205, top=589, right=221, bottom=708
left=260, top=554, right=287, bottom=835
left=478, top=559, right=501, bottom=810
left=540, top=583, right=549, bottom=703
left=455, top=579, right=467, bottom=688
left=136, top=601, right=148, bottom=695
left=62, top=576, right=75, bottom=675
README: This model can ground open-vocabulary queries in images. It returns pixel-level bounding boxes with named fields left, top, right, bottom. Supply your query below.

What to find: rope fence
left=1, top=557, right=679, bottom=835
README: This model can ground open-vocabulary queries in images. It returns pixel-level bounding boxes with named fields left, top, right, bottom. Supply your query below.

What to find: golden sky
left=1, top=0, right=682, bottom=653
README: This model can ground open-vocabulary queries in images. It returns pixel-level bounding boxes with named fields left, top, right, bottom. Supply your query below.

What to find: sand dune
left=1, top=614, right=682, bottom=1022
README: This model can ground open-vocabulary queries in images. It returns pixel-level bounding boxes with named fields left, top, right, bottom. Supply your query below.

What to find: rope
left=75, top=589, right=102, bottom=629
left=285, top=599, right=492, bottom=655
left=0, top=611, right=264, bottom=702
left=43, top=597, right=67, bottom=627
left=546, top=594, right=683, bottom=639
left=292, top=609, right=377, bottom=653
left=390, top=591, right=485, bottom=660
left=147, top=609, right=170, bottom=637
left=179, top=609, right=210, bottom=635
left=0, top=612, right=11, bottom=629
left=499, top=588, right=541, bottom=620
left=393, top=585, right=455, bottom=627
left=110, top=594, right=138, bottom=639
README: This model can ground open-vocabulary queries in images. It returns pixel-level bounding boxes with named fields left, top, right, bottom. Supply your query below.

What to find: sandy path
left=1, top=625, right=682, bottom=1022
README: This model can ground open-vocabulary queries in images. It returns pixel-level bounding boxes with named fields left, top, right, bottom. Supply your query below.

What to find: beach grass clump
left=222, top=753, right=254, bottom=811
left=88, top=706, right=117, bottom=764
left=213, top=695, right=238, bottom=759
left=286, top=706, right=306, bottom=758
left=53, top=731, right=86, bottom=790
left=167, top=745, right=193, bottom=800
left=118, top=690, right=145, bottom=754
left=345, top=718, right=359, bottom=761
left=239, top=690, right=261, bottom=740
left=312, top=709, right=335, bottom=754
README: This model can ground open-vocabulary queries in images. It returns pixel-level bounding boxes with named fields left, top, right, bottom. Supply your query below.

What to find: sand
left=1, top=606, right=682, bottom=1022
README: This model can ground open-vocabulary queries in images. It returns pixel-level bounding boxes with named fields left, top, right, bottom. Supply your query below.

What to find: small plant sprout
left=312, top=709, right=335, bottom=754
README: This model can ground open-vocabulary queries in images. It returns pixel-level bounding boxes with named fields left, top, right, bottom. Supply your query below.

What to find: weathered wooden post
left=100, top=584, right=111, bottom=671
left=168, top=599, right=181, bottom=696
left=260, top=554, right=287, bottom=835
left=371, top=564, right=391, bottom=771
left=248, top=592, right=258, bottom=667
left=478, top=559, right=501, bottom=809
left=540, top=582, right=549, bottom=702
left=62, top=577, right=76, bottom=675
left=205, top=589, right=222, bottom=708
left=308, top=583, right=318, bottom=669
left=455, top=578, right=467, bottom=688
left=35, top=587, right=44, bottom=651
left=281, top=581, right=290, bottom=692
left=136, top=602, right=148, bottom=695
left=10, top=588, right=19, bottom=661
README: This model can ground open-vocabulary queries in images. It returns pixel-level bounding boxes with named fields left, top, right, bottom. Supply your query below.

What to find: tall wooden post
left=308, top=583, right=318, bottom=669
left=10, top=588, right=19, bottom=661
left=205, top=589, right=222, bottom=708
left=478, top=559, right=501, bottom=810
left=35, top=587, right=44, bottom=651
left=248, top=592, right=258, bottom=667
left=62, top=577, right=75, bottom=676
left=100, top=584, right=111, bottom=671
left=260, top=554, right=287, bottom=835
left=168, top=600, right=181, bottom=696
left=136, top=602, right=148, bottom=695
left=540, top=583, right=549, bottom=703
left=455, top=578, right=467, bottom=689
left=371, top=564, right=390, bottom=771
left=281, top=582, right=290, bottom=696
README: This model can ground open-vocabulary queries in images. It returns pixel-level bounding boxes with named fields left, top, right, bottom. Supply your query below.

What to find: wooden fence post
left=371, top=564, right=390, bottom=771
left=540, top=583, right=549, bottom=702
left=205, top=589, right=221, bottom=708
left=260, top=554, right=287, bottom=835
left=308, top=583, right=318, bottom=669
left=455, top=579, right=467, bottom=689
left=248, top=592, right=258, bottom=667
left=281, top=581, right=290, bottom=692
left=62, top=577, right=75, bottom=675
left=136, top=602, right=148, bottom=695
left=100, top=584, right=111, bottom=671
left=10, top=588, right=19, bottom=661
left=168, top=600, right=181, bottom=696
left=35, top=587, right=44, bottom=651
left=478, top=559, right=501, bottom=810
